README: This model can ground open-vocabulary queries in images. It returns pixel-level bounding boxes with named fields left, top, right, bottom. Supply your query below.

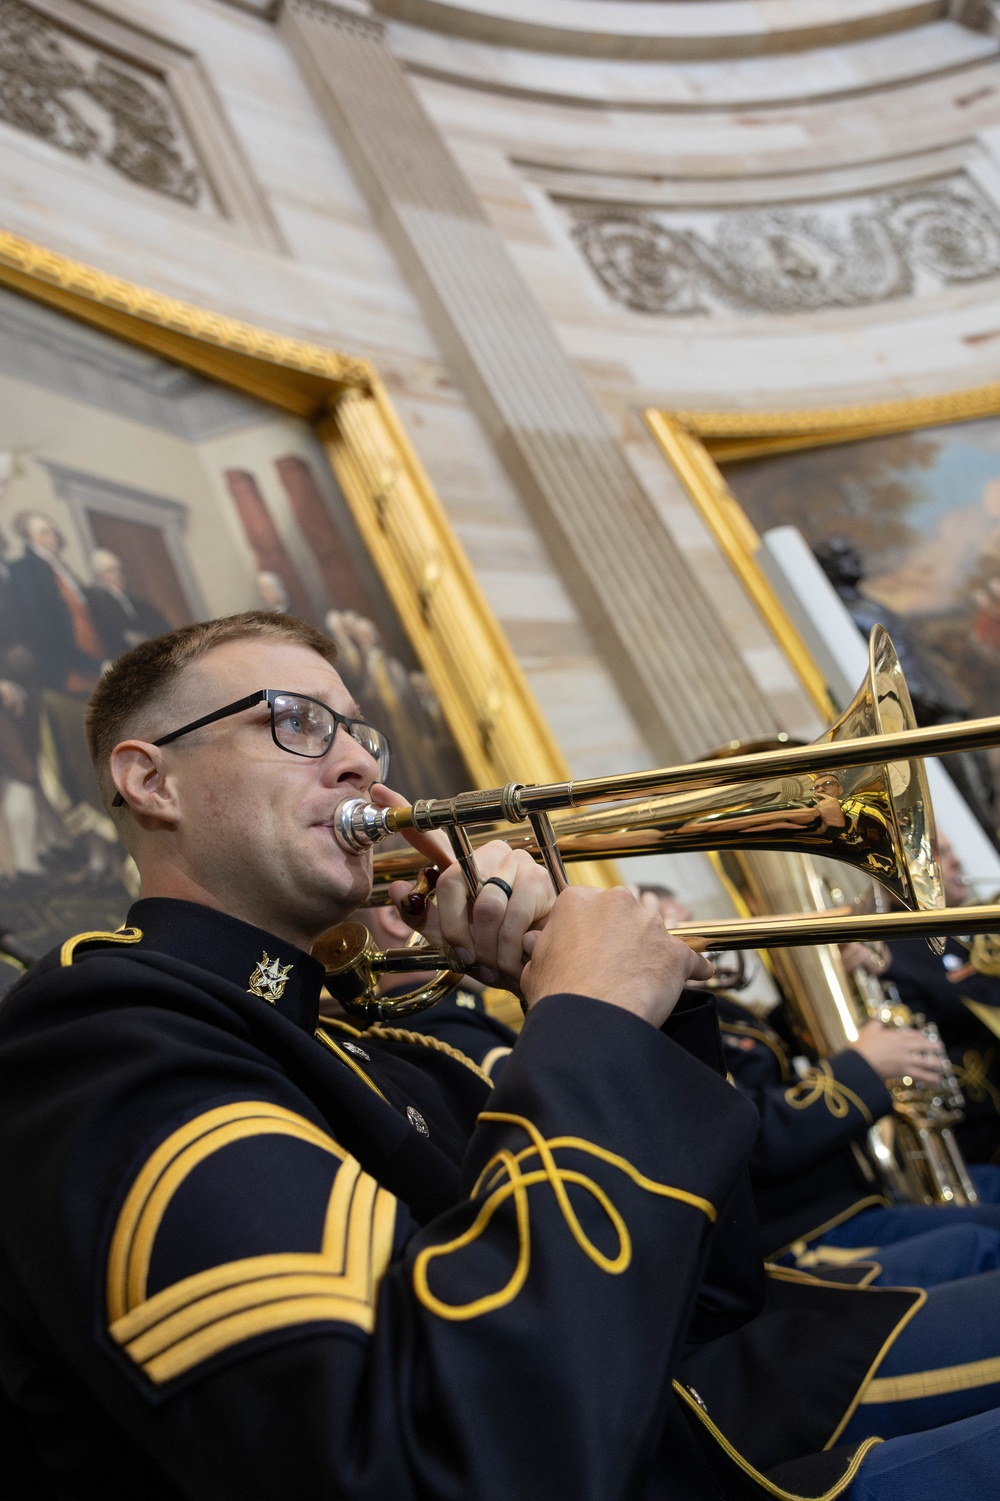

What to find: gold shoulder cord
left=317, top=1014, right=364, bottom=1038
left=365, top=1026, right=493, bottom=1087
left=60, top=928, right=143, bottom=967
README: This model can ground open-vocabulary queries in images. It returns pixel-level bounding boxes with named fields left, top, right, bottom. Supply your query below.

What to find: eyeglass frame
left=110, top=688, right=391, bottom=807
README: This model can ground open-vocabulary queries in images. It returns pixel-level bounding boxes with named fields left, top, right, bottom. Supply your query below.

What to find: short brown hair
left=86, top=612, right=338, bottom=819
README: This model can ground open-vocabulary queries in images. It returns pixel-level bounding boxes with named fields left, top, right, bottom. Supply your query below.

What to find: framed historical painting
left=0, top=230, right=568, bottom=968
left=648, top=389, right=1000, bottom=718
left=647, top=390, right=1000, bottom=842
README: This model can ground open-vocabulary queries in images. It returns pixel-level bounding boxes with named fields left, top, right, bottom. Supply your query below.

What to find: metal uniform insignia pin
left=342, top=1041, right=371, bottom=1061
left=247, top=952, right=293, bottom=1004
left=455, top=992, right=476, bottom=1010
left=406, top=1106, right=429, bottom=1136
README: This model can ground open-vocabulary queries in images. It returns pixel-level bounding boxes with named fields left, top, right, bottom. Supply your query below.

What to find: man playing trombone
left=2, top=610, right=1000, bottom=1500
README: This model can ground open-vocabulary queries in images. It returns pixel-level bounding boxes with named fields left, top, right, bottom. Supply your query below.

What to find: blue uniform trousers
left=840, top=1268, right=1000, bottom=1447
left=815, top=1165, right=1000, bottom=1286
left=847, top=1407, right=1000, bottom=1500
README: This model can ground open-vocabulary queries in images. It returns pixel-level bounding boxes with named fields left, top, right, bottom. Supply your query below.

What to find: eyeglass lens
left=270, top=694, right=390, bottom=780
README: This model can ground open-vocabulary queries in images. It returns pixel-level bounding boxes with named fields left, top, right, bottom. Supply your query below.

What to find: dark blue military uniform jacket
left=0, top=900, right=918, bottom=1500
left=716, top=995, right=892, bottom=1255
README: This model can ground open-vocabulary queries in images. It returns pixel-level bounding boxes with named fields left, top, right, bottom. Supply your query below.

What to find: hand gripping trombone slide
left=317, top=627, right=1000, bottom=1024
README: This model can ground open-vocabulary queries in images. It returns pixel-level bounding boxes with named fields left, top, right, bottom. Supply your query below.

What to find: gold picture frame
left=0, top=228, right=566, bottom=794
left=646, top=383, right=1000, bottom=724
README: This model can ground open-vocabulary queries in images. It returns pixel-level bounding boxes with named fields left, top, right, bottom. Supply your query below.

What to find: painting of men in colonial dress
left=0, top=284, right=467, bottom=969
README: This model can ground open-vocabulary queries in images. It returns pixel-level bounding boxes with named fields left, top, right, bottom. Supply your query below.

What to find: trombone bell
left=358, top=626, right=945, bottom=922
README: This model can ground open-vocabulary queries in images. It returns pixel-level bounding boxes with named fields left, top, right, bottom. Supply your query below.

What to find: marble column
left=279, top=0, right=781, bottom=762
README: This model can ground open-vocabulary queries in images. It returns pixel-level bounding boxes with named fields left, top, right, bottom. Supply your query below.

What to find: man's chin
left=308, top=868, right=374, bottom=931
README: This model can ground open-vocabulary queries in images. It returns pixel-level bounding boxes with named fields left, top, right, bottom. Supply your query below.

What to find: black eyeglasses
left=111, top=689, right=391, bottom=807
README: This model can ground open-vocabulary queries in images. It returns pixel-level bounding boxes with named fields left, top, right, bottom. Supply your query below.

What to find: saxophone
left=717, top=847, right=979, bottom=1207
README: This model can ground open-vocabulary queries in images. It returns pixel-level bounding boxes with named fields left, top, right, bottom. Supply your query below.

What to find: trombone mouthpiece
left=335, top=798, right=394, bottom=853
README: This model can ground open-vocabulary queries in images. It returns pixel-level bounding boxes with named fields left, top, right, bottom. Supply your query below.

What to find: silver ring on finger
left=482, top=876, right=513, bottom=902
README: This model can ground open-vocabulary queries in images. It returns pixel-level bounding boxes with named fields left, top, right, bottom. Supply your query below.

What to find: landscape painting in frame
left=722, top=416, right=1000, bottom=731
left=0, top=285, right=467, bottom=971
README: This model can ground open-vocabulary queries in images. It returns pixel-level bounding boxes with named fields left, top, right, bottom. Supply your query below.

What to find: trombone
left=318, top=626, right=1000, bottom=1022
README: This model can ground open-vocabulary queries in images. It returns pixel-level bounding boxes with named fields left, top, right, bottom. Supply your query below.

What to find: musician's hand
left=840, top=942, right=888, bottom=977
left=849, top=1020, right=945, bottom=1086
left=437, top=841, right=556, bottom=991
left=520, top=884, right=714, bottom=1028
left=370, top=783, right=454, bottom=867
left=387, top=829, right=556, bottom=992
left=812, top=793, right=846, bottom=830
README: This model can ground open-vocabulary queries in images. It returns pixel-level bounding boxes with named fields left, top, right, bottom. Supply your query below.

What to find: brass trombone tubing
left=373, top=713, right=1000, bottom=838
left=669, top=903, right=1000, bottom=952
left=379, top=906, right=1000, bottom=977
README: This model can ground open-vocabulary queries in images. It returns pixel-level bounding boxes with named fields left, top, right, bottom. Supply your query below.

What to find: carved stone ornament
left=570, top=176, right=1000, bottom=317
left=0, top=0, right=202, bottom=204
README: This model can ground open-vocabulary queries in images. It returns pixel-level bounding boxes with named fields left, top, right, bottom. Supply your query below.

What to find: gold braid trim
left=673, top=1384, right=882, bottom=1500
left=784, top=1060, right=874, bottom=1125
left=316, top=1014, right=365, bottom=1037
left=365, top=1026, right=493, bottom=1087
left=413, top=1111, right=716, bottom=1322
left=719, top=1020, right=792, bottom=1081
left=314, top=1029, right=390, bottom=1103
left=954, top=1047, right=1000, bottom=1112
left=61, top=927, right=143, bottom=967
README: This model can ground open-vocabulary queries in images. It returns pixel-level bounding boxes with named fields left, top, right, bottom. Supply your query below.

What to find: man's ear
left=109, top=741, right=178, bottom=826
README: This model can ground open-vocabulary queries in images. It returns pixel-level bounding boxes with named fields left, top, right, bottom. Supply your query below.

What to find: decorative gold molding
left=645, top=409, right=834, bottom=720
left=0, top=228, right=368, bottom=416
left=0, top=229, right=574, bottom=800
left=671, top=385, right=1000, bottom=465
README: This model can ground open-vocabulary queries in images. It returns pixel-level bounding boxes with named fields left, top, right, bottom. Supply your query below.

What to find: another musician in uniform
left=636, top=886, right=1000, bottom=1285
left=884, top=840, right=1000, bottom=1162
left=714, top=989, right=1000, bottom=1279
left=6, top=614, right=1000, bottom=1498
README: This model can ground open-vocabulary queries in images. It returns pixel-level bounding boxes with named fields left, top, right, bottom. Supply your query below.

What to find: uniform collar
left=127, top=897, right=325, bottom=1033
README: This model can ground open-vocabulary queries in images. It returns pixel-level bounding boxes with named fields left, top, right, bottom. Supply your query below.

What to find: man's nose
left=321, top=727, right=380, bottom=788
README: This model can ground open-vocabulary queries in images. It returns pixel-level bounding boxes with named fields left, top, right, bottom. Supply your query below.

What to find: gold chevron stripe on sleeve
left=107, top=1101, right=397, bottom=1383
